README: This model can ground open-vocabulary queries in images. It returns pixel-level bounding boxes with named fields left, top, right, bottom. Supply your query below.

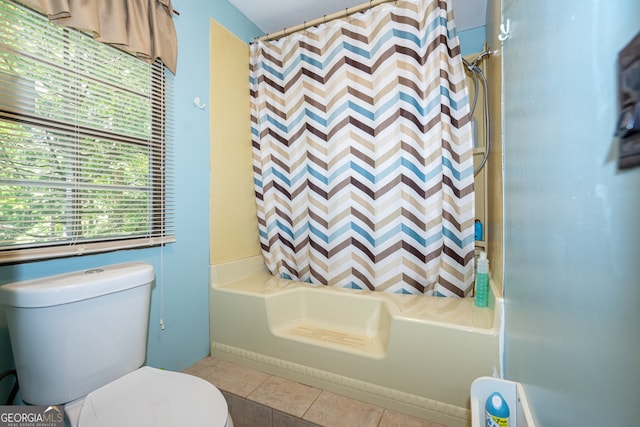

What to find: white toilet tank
left=0, top=262, right=154, bottom=405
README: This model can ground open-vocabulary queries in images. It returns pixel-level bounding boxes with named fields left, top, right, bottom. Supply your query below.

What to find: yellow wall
left=209, top=19, right=261, bottom=265
left=485, top=0, right=504, bottom=289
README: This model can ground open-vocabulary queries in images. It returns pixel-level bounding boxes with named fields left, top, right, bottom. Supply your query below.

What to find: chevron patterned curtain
left=250, top=0, right=475, bottom=297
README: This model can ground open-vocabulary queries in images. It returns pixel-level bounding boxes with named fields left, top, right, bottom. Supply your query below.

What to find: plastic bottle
left=485, top=391, right=510, bottom=427
left=475, top=219, right=483, bottom=241
left=474, top=251, right=489, bottom=307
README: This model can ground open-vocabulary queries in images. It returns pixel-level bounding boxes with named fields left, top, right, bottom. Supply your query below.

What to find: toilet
left=0, top=262, right=233, bottom=427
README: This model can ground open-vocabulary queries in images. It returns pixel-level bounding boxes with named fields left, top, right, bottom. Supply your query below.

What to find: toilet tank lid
left=0, top=262, right=154, bottom=308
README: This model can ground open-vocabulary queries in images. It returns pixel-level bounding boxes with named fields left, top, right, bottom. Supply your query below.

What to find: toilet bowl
left=0, top=262, right=232, bottom=427
left=64, top=367, right=232, bottom=427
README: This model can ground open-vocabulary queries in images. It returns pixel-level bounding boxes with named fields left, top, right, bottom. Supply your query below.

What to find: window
left=0, top=0, right=175, bottom=263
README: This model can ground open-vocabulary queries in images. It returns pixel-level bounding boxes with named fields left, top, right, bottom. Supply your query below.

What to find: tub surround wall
left=485, top=0, right=504, bottom=288
left=210, top=256, right=501, bottom=427
left=209, top=19, right=261, bottom=265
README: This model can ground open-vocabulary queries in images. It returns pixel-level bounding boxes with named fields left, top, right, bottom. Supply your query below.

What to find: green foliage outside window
left=0, top=0, right=173, bottom=259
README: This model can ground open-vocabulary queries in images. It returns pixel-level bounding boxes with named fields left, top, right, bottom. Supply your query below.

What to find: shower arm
left=468, top=50, right=491, bottom=69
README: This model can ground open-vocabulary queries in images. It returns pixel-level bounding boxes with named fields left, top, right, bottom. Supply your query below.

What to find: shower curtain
left=250, top=0, right=475, bottom=297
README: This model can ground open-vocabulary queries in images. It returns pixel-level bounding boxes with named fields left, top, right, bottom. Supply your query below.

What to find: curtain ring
left=323, top=15, right=327, bottom=24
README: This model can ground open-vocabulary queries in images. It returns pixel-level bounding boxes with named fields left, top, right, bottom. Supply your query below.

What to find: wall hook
left=193, top=97, right=206, bottom=109
left=498, top=19, right=510, bottom=42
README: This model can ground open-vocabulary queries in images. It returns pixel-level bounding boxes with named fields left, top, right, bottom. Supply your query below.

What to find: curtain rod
left=255, top=0, right=397, bottom=42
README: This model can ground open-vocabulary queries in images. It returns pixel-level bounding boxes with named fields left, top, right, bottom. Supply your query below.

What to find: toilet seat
left=70, top=366, right=229, bottom=427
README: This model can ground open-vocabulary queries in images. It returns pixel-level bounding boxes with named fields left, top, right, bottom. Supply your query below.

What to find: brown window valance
left=14, top=0, right=178, bottom=73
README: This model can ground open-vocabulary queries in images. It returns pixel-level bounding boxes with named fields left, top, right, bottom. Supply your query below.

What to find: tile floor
left=184, top=356, right=447, bottom=427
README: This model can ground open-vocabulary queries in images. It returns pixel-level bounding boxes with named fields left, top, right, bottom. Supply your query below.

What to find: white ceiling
left=229, top=0, right=488, bottom=35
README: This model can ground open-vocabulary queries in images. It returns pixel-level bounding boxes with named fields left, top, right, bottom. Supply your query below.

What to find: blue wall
left=459, top=26, right=486, bottom=56
left=0, top=0, right=261, bottom=402
left=502, top=1, right=640, bottom=425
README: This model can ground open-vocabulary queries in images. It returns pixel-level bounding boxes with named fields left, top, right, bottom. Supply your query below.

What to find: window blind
left=0, top=0, right=175, bottom=263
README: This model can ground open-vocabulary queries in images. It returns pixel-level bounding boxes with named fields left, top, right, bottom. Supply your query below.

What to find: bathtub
left=210, top=256, right=502, bottom=427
